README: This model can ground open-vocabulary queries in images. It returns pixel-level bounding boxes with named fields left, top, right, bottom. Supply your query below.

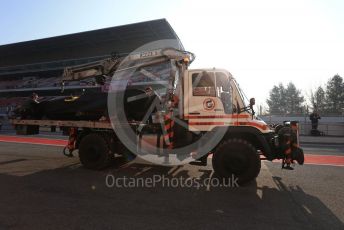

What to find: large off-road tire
left=79, top=133, right=112, bottom=170
left=212, top=139, right=261, bottom=185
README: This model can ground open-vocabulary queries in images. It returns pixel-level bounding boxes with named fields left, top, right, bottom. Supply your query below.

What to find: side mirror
left=249, top=98, right=255, bottom=107
left=249, top=98, right=256, bottom=117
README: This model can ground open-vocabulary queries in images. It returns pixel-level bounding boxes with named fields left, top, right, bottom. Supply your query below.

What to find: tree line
left=266, top=74, right=344, bottom=115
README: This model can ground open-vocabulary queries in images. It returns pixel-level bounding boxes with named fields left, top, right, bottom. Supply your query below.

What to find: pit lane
left=0, top=136, right=343, bottom=229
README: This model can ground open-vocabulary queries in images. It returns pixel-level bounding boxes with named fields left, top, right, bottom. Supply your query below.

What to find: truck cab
left=182, top=69, right=269, bottom=133
left=167, top=66, right=304, bottom=184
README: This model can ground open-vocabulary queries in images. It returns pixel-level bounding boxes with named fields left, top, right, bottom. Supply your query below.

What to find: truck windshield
left=232, top=78, right=257, bottom=116
left=216, top=72, right=232, bottom=114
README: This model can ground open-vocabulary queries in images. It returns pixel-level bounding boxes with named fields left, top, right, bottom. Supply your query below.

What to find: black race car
left=12, top=88, right=160, bottom=122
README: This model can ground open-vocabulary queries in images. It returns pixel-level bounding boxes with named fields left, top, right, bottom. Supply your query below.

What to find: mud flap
left=292, top=147, right=304, bottom=165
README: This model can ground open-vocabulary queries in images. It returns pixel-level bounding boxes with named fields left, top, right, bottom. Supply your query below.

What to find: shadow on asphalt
left=0, top=158, right=343, bottom=230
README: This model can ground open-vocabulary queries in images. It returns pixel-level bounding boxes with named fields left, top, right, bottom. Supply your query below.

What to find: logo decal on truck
left=203, top=98, right=216, bottom=110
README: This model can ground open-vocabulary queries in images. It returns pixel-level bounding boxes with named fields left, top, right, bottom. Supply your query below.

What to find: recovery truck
left=11, top=48, right=304, bottom=184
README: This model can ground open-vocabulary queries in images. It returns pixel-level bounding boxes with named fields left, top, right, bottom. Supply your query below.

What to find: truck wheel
left=79, top=133, right=112, bottom=170
left=212, top=139, right=261, bottom=185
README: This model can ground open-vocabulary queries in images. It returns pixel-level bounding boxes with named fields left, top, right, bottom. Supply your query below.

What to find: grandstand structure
left=0, top=19, right=184, bottom=114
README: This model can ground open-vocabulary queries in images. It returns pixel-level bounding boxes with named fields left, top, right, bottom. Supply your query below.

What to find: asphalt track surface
left=0, top=135, right=343, bottom=230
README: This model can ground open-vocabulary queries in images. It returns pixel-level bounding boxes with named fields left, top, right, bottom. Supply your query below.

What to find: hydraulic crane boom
left=61, top=48, right=195, bottom=83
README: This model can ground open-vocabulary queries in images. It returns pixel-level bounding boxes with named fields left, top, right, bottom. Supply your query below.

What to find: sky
left=1, top=0, right=344, bottom=109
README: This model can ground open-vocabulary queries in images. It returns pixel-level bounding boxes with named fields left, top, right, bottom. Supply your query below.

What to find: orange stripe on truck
left=234, top=122, right=268, bottom=130
left=185, top=114, right=250, bottom=119
left=188, top=122, right=225, bottom=126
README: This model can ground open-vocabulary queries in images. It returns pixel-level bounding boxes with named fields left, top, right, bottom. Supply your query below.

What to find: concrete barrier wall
left=299, top=123, right=344, bottom=136
left=260, top=116, right=344, bottom=136
left=260, top=115, right=344, bottom=124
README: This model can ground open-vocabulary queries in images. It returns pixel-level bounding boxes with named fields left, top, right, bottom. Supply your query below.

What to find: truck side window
left=192, top=71, right=215, bottom=97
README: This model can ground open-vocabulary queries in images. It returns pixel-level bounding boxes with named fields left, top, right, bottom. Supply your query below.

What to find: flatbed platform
left=10, top=119, right=114, bottom=129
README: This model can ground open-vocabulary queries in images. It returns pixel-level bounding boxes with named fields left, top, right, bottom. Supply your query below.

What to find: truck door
left=187, top=71, right=224, bottom=116
left=185, top=70, right=233, bottom=131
